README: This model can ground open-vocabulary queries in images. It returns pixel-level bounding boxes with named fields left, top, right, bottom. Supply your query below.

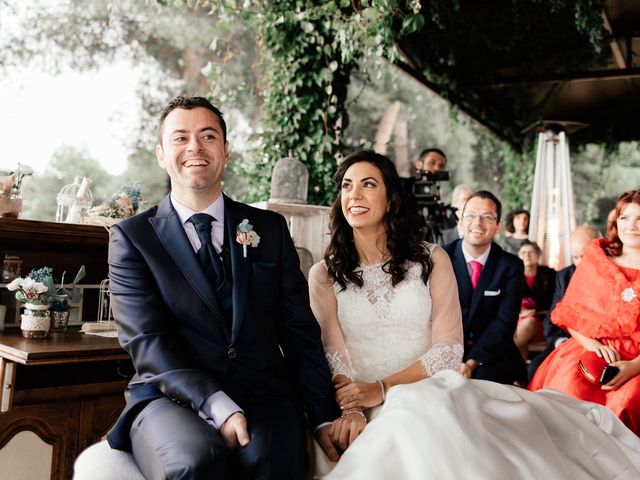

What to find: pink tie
left=469, top=261, right=483, bottom=289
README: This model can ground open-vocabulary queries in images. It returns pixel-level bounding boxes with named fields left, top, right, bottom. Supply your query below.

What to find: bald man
left=527, top=225, right=599, bottom=379
left=442, top=185, right=473, bottom=245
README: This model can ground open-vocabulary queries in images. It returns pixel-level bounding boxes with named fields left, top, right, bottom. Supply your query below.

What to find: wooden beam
left=392, top=47, right=519, bottom=145
left=475, top=67, right=640, bottom=88
left=602, top=10, right=626, bottom=69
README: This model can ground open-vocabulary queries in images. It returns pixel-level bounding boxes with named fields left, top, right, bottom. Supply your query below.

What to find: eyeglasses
left=461, top=212, right=498, bottom=223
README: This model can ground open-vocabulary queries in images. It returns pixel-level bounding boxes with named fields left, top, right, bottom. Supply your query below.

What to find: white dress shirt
left=170, top=193, right=242, bottom=429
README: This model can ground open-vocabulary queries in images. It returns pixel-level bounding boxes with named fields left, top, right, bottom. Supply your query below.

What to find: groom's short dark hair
left=158, top=96, right=227, bottom=143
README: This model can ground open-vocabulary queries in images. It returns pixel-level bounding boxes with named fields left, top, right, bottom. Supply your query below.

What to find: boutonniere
left=236, top=219, right=260, bottom=258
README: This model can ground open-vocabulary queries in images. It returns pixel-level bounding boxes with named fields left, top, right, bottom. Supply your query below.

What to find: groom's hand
left=459, top=359, right=477, bottom=379
left=220, top=412, right=250, bottom=449
left=331, top=411, right=366, bottom=451
left=315, top=424, right=340, bottom=461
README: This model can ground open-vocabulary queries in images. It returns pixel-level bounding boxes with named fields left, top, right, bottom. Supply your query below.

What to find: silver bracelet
left=377, top=380, right=386, bottom=403
left=341, top=410, right=367, bottom=422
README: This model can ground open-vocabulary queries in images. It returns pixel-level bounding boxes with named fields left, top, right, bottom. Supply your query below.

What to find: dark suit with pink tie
left=444, top=239, right=527, bottom=385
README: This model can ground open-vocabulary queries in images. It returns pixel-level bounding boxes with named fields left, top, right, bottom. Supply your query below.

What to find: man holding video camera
left=405, top=148, right=458, bottom=245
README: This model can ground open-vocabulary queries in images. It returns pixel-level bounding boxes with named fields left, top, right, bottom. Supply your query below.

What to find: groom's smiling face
left=156, top=107, right=229, bottom=202
left=340, top=161, right=389, bottom=233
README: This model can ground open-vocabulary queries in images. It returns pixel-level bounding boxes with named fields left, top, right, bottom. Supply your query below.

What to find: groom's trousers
left=130, top=396, right=307, bottom=480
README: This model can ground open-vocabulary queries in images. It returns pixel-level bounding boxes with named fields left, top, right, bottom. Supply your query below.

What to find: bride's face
left=340, top=161, right=389, bottom=232
left=617, top=202, right=640, bottom=251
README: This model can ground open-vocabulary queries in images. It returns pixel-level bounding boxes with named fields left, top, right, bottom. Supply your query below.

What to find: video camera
left=405, top=169, right=457, bottom=244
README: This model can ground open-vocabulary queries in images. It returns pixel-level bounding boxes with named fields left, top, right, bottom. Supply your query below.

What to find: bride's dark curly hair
left=324, top=150, right=433, bottom=290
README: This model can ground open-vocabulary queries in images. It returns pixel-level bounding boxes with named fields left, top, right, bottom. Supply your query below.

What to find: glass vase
left=0, top=189, right=22, bottom=219
left=50, top=310, right=70, bottom=331
left=21, top=303, right=50, bottom=339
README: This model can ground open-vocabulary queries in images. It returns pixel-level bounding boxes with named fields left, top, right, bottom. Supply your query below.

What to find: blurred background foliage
left=0, top=0, right=637, bottom=234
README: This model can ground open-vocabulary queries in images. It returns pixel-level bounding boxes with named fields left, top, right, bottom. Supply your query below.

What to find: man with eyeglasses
left=444, top=191, right=527, bottom=385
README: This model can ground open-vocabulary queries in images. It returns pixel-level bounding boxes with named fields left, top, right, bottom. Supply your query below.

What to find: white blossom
left=6, top=278, right=22, bottom=291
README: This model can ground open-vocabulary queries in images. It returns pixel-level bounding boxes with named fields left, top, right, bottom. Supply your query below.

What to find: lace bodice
left=309, top=244, right=464, bottom=383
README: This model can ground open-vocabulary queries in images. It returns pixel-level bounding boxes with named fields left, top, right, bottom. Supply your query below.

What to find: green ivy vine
left=172, top=0, right=422, bottom=205
left=165, top=0, right=608, bottom=208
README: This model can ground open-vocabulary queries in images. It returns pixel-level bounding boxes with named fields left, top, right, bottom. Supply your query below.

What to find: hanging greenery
left=170, top=0, right=423, bottom=205
left=164, top=0, right=608, bottom=208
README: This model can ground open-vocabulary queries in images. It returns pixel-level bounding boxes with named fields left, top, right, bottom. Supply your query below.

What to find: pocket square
left=483, top=289, right=501, bottom=296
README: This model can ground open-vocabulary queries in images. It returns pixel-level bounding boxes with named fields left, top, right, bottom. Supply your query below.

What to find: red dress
left=529, top=239, right=640, bottom=435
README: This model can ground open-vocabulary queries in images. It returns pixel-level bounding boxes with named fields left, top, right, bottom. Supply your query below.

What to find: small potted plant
left=0, top=163, right=33, bottom=218
left=7, top=268, right=51, bottom=339
left=47, top=266, right=86, bottom=331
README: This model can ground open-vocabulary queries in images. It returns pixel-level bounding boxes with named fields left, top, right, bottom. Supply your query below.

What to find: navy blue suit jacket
left=528, top=264, right=575, bottom=379
left=106, top=195, right=337, bottom=451
left=444, top=240, right=527, bottom=384
left=543, top=264, right=574, bottom=346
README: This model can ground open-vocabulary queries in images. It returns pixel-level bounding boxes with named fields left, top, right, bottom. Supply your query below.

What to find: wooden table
left=0, top=328, right=131, bottom=480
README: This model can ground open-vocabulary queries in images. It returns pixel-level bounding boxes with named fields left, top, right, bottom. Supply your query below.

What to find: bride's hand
left=330, top=411, right=366, bottom=451
left=336, top=381, right=384, bottom=409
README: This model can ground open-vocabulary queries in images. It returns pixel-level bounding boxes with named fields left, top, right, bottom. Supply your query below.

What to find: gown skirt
left=314, top=371, right=640, bottom=480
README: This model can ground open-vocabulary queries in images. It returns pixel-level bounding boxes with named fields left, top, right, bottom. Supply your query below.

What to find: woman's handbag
left=578, top=351, right=619, bottom=385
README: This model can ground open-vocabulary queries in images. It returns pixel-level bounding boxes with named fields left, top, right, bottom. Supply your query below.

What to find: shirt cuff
left=198, top=391, right=243, bottom=430
left=554, top=336, right=569, bottom=349
left=314, top=421, right=332, bottom=434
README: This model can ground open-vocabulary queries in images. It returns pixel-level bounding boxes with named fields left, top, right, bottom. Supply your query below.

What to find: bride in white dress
left=309, top=150, right=640, bottom=479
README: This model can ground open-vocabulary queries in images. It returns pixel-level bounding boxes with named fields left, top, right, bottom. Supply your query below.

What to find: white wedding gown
left=308, top=244, right=640, bottom=480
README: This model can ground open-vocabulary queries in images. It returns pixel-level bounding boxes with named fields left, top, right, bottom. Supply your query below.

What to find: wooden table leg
left=0, top=358, right=16, bottom=413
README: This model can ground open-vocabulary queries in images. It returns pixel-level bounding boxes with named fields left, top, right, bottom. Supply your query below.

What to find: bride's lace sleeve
left=308, top=262, right=355, bottom=380
left=419, top=245, right=464, bottom=376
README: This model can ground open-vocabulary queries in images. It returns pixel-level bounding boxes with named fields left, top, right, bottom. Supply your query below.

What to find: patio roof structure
left=394, top=0, right=640, bottom=147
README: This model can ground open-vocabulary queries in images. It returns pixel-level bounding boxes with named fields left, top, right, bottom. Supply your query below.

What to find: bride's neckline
left=359, top=260, right=387, bottom=268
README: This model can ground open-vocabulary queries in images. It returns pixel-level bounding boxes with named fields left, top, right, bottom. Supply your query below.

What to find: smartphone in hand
left=600, top=365, right=620, bottom=385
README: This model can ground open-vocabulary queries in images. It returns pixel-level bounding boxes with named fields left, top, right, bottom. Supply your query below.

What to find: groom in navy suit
left=106, top=96, right=340, bottom=479
left=444, top=191, right=527, bottom=385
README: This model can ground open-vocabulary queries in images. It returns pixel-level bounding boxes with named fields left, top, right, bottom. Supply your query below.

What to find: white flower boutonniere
left=236, top=219, right=260, bottom=258
left=621, top=287, right=637, bottom=303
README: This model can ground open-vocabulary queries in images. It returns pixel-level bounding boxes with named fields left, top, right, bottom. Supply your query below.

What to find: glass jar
left=21, top=303, right=50, bottom=339
left=2, top=254, right=23, bottom=283
left=50, top=310, right=70, bottom=331
left=0, top=188, right=23, bottom=219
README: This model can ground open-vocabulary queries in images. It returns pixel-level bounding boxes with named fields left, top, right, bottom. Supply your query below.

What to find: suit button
left=227, top=347, right=237, bottom=359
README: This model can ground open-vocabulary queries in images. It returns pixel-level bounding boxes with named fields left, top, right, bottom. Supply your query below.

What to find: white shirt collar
left=170, top=193, right=225, bottom=251
left=461, top=243, right=491, bottom=266
left=170, top=192, right=225, bottom=225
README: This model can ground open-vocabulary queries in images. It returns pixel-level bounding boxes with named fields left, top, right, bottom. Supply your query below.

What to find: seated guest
left=529, top=189, right=640, bottom=435
left=501, top=208, right=530, bottom=255
left=527, top=225, right=599, bottom=379
left=444, top=191, right=527, bottom=385
left=441, top=184, right=473, bottom=245
left=514, top=241, right=556, bottom=360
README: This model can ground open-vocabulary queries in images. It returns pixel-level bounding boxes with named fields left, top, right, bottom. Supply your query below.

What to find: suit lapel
left=149, top=196, right=228, bottom=336
left=224, top=196, right=251, bottom=343
left=469, top=243, right=499, bottom=318
left=452, top=241, right=473, bottom=319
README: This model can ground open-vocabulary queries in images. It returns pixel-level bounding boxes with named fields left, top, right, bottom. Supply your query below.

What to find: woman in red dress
left=529, top=189, right=640, bottom=435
